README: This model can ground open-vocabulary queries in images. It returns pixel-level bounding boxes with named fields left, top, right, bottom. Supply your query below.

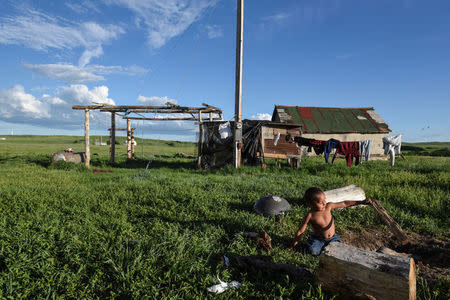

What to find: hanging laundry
left=383, top=135, right=402, bottom=166
left=325, top=139, right=340, bottom=163
left=359, top=140, right=371, bottom=163
left=310, top=140, right=327, bottom=155
left=333, top=141, right=360, bottom=167
left=291, top=137, right=326, bottom=154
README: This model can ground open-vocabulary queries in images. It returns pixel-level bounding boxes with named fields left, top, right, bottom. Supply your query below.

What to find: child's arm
left=291, top=212, right=312, bottom=249
left=328, top=198, right=371, bottom=210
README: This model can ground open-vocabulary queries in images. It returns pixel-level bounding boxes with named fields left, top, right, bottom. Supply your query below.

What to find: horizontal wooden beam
left=101, top=109, right=222, bottom=114
left=123, top=117, right=223, bottom=121
left=107, top=128, right=136, bottom=131
left=73, top=105, right=221, bottom=113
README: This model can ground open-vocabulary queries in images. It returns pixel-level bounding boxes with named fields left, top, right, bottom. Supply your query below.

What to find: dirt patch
left=341, top=227, right=450, bottom=283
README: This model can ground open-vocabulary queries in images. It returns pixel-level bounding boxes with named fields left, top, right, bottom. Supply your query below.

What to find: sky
left=0, top=0, right=449, bottom=142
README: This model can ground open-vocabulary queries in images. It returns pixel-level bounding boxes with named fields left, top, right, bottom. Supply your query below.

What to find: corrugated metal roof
left=272, top=106, right=391, bottom=134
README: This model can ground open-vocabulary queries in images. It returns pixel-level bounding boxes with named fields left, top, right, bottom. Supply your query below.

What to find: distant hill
left=402, top=142, right=450, bottom=157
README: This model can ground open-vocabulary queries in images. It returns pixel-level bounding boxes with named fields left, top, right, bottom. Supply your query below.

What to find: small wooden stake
left=370, top=198, right=409, bottom=245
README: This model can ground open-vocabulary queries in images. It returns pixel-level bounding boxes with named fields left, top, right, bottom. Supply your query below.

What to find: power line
left=175, top=0, right=221, bottom=101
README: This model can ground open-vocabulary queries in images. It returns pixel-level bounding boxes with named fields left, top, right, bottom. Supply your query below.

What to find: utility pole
left=234, top=0, right=244, bottom=168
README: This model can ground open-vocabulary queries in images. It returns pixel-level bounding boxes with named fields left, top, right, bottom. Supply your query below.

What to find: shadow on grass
left=114, top=157, right=197, bottom=170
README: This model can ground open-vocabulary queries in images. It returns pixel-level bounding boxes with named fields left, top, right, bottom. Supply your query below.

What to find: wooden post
left=370, top=198, right=409, bottom=245
left=131, top=128, right=135, bottom=159
left=84, top=109, right=90, bottom=168
left=110, top=112, right=115, bottom=165
left=317, top=242, right=416, bottom=300
left=209, top=112, right=213, bottom=122
left=126, top=119, right=131, bottom=159
left=233, top=0, right=244, bottom=168
left=197, top=111, right=203, bottom=169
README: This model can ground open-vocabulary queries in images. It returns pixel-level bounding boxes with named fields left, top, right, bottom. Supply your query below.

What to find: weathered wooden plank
left=317, top=242, right=416, bottom=300
left=323, top=185, right=366, bottom=204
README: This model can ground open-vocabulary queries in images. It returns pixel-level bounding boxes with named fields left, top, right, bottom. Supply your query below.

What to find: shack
left=272, top=106, right=391, bottom=157
left=199, top=120, right=302, bottom=169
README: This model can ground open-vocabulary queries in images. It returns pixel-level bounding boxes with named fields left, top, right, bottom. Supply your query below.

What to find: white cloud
left=105, top=0, right=214, bottom=48
left=24, top=63, right=149, bottom=83
left=56, top=85, right=115, bottom=106
left=0, top=85, right=50, bottom=119
left=0, top=9, right=124, bottom=65
left=262, top=12, right=291, bottom=23
left=206, top=24, right=223, bottom=39
left=251, top=113, right=272, bottom=121
left=0, top=84, right=115, bottom=129
left=138, top=95, right=177, bottom=106
left=65, top=1, right=101, bottom=14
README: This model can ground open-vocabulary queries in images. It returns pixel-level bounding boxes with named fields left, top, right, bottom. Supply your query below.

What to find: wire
left=175, top=0, right=221, bottom=101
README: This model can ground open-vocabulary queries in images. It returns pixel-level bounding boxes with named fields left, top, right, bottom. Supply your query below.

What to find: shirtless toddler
left=291, top=187, right=370, bottom=255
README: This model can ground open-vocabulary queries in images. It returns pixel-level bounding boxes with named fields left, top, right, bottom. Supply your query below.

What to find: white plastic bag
left=218, top=122, right=232, bottom=139
left=207, top=275, right=241, bottom=294
left=273, top=132, right=281, bottom=146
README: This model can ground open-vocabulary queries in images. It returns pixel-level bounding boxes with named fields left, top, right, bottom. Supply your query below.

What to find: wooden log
left=370, top=198, right=409, bottom=245
left=197, top=117, right=203, bottom=169
left=323, top=185, right=366, bottom=204
left=236, top=255, right=312, bottom=280
left=84, top=109, right=90, bottom=168
left=126, top=119, right=131, bottom=159
left=317, top=242, right=416, bottom=300
left=131, top=128, right=135, bottom=159
left=110, top=112, right=116, bottom=165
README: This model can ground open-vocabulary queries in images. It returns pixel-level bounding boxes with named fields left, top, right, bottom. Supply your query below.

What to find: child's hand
left=364, top=198, right=372, bottom=205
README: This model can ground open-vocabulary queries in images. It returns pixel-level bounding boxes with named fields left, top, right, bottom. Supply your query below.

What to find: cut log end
left=317, top=242, right=416, bottom=300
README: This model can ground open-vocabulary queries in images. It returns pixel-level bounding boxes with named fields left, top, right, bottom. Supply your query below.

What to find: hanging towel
left=325, top=139, right=340, bottom=163
left=359, top=140, right=371, bottom=163
left=383, top=135, right=402, bottom=166
left=333, top=141, right=360, bottom=167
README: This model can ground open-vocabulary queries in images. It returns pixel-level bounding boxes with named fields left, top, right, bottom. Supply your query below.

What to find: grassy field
left=0, top=136, right=449, bottom=299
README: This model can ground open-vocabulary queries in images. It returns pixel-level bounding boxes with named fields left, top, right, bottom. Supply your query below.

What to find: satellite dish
left=254, top=195, right=291, bottom=217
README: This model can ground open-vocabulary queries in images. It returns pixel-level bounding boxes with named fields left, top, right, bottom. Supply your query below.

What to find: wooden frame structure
left=108, top=127, right=136, bottom=159
left=72, top=103, right=222, bottom=167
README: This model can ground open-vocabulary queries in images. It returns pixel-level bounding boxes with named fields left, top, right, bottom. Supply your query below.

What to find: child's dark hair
left=303, top=187, right=324, bottom=205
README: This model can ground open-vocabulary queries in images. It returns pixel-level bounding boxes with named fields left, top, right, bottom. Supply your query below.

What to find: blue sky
left=0, top=0, right=449, bottom=141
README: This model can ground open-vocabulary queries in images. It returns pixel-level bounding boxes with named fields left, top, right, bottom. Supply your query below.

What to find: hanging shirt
left=359, top=140, right=371, bottom=163
left=383, top=135, right=402, bottom=166
left=293, top=137, right=325, bottom=153
left=310, top=140, right=327, bottom=155
left=333, top=141, right=360, bottom=167
left=325, top=139, right=340, bottom=163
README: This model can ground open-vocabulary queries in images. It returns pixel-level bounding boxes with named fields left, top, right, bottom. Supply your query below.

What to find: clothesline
left=289, top=136, right=371, bottom=167
left=288, top=134, right=402, bottom=167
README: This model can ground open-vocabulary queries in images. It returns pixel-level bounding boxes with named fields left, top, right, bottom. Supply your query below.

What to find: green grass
left=0, top=136, right=449, bottom=299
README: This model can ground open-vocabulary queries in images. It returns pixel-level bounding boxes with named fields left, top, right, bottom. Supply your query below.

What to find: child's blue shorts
left=306, top=234, right=341, bottom=256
